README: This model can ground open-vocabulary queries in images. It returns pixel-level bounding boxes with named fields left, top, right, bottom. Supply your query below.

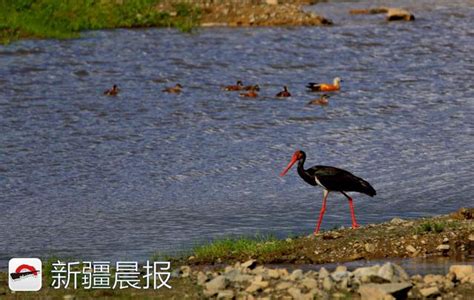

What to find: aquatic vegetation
left=0, top=0, right=201, bottom=44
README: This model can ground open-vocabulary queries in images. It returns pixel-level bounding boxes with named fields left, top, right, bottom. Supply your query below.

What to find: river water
left=0, top=0, right=473, bottom=267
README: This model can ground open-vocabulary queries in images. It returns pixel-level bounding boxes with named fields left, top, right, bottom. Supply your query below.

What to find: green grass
left=416, top=221, right=446, bottom=234
left=0, top=0, right=201, bottom=44
left=415, top=219, right=463, bottom=234
left=192, top=234, right=291, bottom=261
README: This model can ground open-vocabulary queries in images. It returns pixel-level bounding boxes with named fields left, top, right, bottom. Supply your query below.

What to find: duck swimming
left=276, top=86, right=291, bottom=97
left=104, top=84, right=119, bottom=96
left=162, top=83, right=183, bottom=94
left=307, top=77, right=341, bottom=92
left=224, top=80, right=244, bottom=91
left=240, top=90, right=258, bottom=98
left=307, top=94, right=330, bottom=105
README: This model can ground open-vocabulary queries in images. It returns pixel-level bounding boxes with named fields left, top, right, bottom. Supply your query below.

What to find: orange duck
left=276, top=86, right=291, bottom=97
left=307, top=77, right=341, bottom=92
left=307, top=94, right=330, bottom=105
left=223, top=80, right=244, bottom=91
left=240, top=90, right=258, bottom=98
left=162, top=83, right=183, bottom=94
left=104, top=84, right=119, bottom=96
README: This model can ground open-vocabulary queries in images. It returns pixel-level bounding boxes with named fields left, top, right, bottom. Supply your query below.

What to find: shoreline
left=182, top=208, right=473, bottom=267
left=1, top=208, right=472, bottom=298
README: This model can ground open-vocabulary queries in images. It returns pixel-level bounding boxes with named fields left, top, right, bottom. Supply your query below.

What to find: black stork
left=280, top=150, right=376, bottom=234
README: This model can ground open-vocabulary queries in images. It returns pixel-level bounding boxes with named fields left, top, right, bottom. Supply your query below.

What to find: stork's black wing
left=307, top=165, right=376, bottom=196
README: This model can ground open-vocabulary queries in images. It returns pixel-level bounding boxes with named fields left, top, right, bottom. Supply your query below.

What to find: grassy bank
left=183, top=208, right=473, bottom=266
left=0, top=0, right=201, bottom=44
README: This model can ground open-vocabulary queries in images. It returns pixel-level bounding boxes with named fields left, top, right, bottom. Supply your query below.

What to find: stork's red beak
left=280, top=154, right=298, bottom=177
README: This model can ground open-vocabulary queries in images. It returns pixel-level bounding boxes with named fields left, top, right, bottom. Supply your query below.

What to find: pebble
left=420, top=286, right=440, bottom=297
left=335, top=265, right=347, bottom=272
left=323, top=276, right=334, bottom=291
left=268, top=269, right=280, bottom=279
left=217, top=289, right=234, bottom=299
left=301, top=277, right=318, bottom=289
left=390, top=217, right=406, bottom=225
left=242, top=259, right=257, bottom=270
left=180, top=265, right=191, bottom=277
left=436, top=244, right=450, bottom=251
left=275, top=281, right=292, bottom=290
left=287, top=287, right=302, bottom=299
left=406, top=245, right=417, bottom=253
left=197, top=271, right=208, bottom=285
left=423, top=274, right=444, bottom=285
left=319, top=267, right=330, bottom=279
left=205, top=275, right=227, bottom=295
left=289, top=269, right=303, bottom=281
left=365, top=243, right=376, bottom=253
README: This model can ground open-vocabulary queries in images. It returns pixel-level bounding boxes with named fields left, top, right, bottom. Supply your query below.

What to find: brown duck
left=104, top=84, right=119, bottom=96
left=307, top=94, right=330, bottom=105
left=240, top=90, right=258, bottom=98
left=162, top=83, right=183, bottom=94
left=276, top=86, right=291, bottom=97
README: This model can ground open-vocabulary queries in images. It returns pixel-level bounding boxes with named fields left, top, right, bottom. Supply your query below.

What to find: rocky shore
left=173, top=208, right=473, bottom=298
left=156, top=0, right=332, bottom=27
left=185, top=208, right=473, bottom=266
left=179, top=260, right=474, bottom=299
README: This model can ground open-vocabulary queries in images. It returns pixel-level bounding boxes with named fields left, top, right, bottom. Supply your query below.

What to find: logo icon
left=9, top=258, right=42, bottom=291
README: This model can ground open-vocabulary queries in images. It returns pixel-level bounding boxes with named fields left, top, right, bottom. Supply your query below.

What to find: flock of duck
left=103, top=77, right=342, bottom=105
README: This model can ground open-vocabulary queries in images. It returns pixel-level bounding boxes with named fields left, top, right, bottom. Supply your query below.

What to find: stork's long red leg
left=348, top=198, right=360, bottom=228
left=342, top=192, right=360, bottom=229
left=314, top=190, right=329, bottom=234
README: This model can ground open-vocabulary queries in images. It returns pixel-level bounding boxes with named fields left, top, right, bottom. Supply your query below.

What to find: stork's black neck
left=297, top=151, right=317, bottom=186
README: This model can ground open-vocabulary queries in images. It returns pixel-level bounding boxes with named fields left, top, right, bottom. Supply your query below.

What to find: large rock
left=197, top=271, right=208, bottom=285
left=353, top=265, right=387, bottom=283
left=449, top=265, right=474, bottom=282
left=359, top=282, right=412, bottom=300
left=378, top=263, right=410, bottom=283
left=224, top=269, right=241, bottom=281
left=301, top=277, right=318, bottom=289
left=331, top=270, right=351, bottom=282
left=386, top=8, right=415, bottom=21
left=204, top=275, right=227, bottom=296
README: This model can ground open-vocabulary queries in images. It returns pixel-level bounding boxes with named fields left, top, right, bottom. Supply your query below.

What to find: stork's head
left=280, top=150, right=305, bottom=177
